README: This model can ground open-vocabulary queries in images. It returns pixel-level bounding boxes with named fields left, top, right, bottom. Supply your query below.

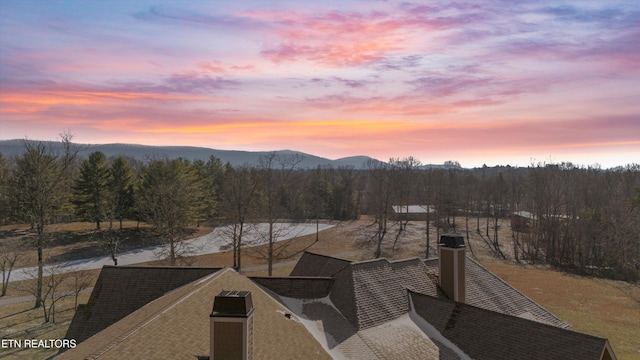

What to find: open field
left=1, top=294, right=91, bottom=360
left=2, top=218, right=639, bottom=359
left=482, top=259, right=640, bottom=360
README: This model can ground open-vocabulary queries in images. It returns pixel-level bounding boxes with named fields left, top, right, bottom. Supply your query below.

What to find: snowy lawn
left=9, top=223, right=334, bottom=282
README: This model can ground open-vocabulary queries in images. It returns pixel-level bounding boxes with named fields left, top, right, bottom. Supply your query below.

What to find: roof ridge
left=351, top=257, right=389, bottom=265
left=388, top=257, right=423, bottom=264
left=250, top=276, right=334, bottom=280
left=102, top=265, right=224, bottom=271
left=86, top=268, right=231, bottom=358
left=302, top=250, right=351, bottom=262
left=351, top=256, right=424, bottom=267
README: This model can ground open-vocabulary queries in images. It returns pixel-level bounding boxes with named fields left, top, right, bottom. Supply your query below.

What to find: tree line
left=1, top=137, right=639, bottom=310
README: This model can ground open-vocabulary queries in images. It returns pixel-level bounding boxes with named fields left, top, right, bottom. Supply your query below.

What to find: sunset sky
left=1, top=1, right=638, bottom=168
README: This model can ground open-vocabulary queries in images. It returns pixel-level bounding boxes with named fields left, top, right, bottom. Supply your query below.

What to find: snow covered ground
left=9, top=222, right=334, bottom=282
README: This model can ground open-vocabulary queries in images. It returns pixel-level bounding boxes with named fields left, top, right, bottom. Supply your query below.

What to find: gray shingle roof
left=61, top=251, right=616, bottom=360
left=64, top=266, right=222, bottom=346
left=424, top=257, right=569, bottom=328
left=330, top=257, right=437, bottom=330
left=290, top=251, right=351, bottom=277
left=57, top=269, right=332, bottom=360
left=409, top=290, right=613, bottom=360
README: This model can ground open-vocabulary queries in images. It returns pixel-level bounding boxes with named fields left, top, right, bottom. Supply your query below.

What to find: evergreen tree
left=72, top=151, right=110, bottom=230
left=108, top=156, right=135, bottom=230
left=192, top=155, right=224, bottom=223
left=0, top=153, right=11, bottom=225
left=137, top=158, right=204, bottom=265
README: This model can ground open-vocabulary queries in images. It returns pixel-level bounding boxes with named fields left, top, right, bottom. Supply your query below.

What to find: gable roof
left=423, top=257, right=569, bottom=328
left=330, top=257, right=437, bottom=330
left=56, top=268, right=331, bottom=360
left=64, top=266, right=222, bottom=345
left=283, top=252, right=567, bottom=329
left=256, top=251, right=610, bottom=359
left=409, top=290, right=615, bottom=360
left=290, top=251, right=351, bottom=277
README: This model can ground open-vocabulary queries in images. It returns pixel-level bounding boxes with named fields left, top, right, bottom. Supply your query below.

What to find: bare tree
left=389, top=157, right=421, bottom=250
left=12, top=133, right=78, bottom=308
left=69, top=269, right=94, bottom=309
left=21, top=264, right=69, bottom=323
left=1, top=244, right=22, bottom=296
left=509, top=170, right=526, bottom=262
left=461, top=173, right=478, bottom=258
left=420, top=169, right=434, bottom=258
left=367, top=159, right=393, bottom=258
left=94, top=229, right=124, bottom=266
left=227, top=165, right=260, bottom=271
left=255, top=152, right=304, bottom=275
left=246, top=222, right=317, bottom=273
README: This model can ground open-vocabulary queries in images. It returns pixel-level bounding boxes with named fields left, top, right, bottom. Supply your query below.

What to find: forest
left=1, top=137, right=639, bottom=284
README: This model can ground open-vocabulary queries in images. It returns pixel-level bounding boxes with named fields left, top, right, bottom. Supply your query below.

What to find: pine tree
left=192, top=155, right=224, bottom=224
left=137, top=159, right=204, bottom=265
left=0, top=153, right=11, bottom=225
left=72, top=151, right=110, bottom=230
left=108, top=157, right=135, bottom=230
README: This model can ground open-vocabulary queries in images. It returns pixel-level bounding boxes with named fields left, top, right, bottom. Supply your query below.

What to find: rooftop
left=56, top=268, right=331, bottom=360
left=61, top=251, right=615, bottom=359
left=64, top=266, right=222, bottom=345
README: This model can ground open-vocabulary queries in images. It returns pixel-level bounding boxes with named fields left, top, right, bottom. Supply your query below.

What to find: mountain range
left=0, top=139, right=377, bottom=169
left=0, top=139, right=463, bottom=170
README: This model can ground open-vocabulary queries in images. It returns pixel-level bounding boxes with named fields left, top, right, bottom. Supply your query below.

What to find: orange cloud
left=135, top=118, right=414, bottom=135
left=0, top=90, right=208, bottom=113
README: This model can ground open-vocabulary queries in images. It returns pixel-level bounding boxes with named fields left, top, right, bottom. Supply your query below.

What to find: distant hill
left=0, top=139, right=383, bottom=169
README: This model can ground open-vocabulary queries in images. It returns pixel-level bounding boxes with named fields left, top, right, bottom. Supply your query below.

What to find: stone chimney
left=210, top=290, right=254, bottom=360
left=438, top=234, right=466, bottom=303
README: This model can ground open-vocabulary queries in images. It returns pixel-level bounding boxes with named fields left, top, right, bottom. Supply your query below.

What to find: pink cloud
left=252, top=8, right=444, bottom=67
left=198, top=61, right=256, bottom=73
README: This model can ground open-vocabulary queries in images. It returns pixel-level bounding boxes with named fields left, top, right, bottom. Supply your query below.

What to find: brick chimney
left=210, top=290, right=254, bottom=360
left=438, top=234, right=466, bottom=303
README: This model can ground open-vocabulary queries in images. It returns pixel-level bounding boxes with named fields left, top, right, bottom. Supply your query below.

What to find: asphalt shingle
left=409, top=290, right=612, bottom=360
left=424, top=257, right=569, bottom=328
left=64, top=266, right=222, bottom=346
left=57, top=268, right=332, bottom=360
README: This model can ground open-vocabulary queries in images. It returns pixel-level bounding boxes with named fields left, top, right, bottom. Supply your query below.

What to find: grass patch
left=0, top=293, right=91, bottom=360
left=482, top=260, right=640, bottom=360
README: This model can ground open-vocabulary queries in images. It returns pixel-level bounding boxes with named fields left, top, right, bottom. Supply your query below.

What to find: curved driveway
left=7, top=223, right=334, bottom=283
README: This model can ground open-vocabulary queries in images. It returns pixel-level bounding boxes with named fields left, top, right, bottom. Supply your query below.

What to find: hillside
left=0, top=139, right=469, bottom=169
left=0, top=139, right=380, bottom=169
